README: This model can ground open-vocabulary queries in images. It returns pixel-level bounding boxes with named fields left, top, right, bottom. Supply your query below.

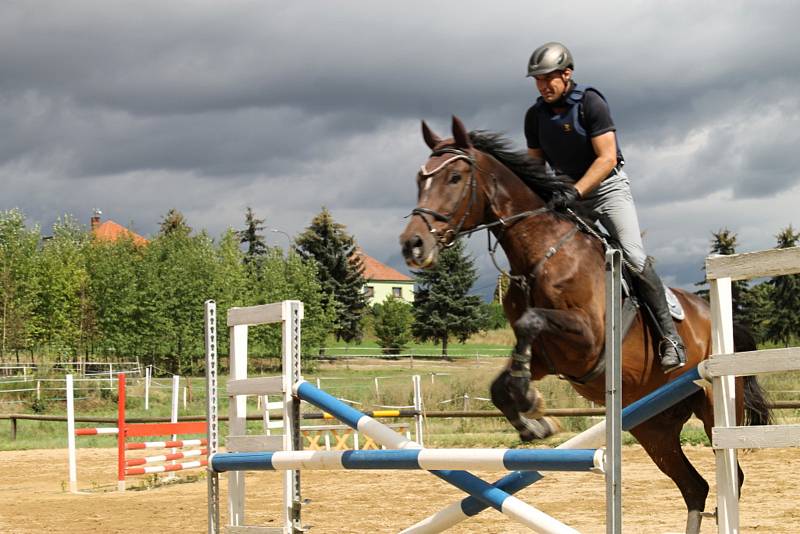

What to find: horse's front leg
left=491, top=306, right=596, bottom=442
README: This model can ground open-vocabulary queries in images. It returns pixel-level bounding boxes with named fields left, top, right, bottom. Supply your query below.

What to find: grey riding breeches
left=571, top=170, right=648, bottom=272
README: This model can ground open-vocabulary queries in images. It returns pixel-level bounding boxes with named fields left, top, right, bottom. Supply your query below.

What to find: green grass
left=2, top=330, right=799, bottom=451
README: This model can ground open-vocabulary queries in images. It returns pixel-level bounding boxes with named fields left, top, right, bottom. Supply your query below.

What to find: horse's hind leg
left=631, top=415, right=709, bottom=534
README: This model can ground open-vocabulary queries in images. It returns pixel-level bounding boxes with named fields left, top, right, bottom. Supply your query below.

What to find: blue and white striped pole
left=295, top=380, right=582, bottom=534
left=402, top=366, right=704, bottom=533
left=211, top=448, right=602, bottom=473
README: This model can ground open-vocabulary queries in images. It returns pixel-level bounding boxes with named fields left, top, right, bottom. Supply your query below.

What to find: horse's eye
left=449, top=172, right=461, bottom=184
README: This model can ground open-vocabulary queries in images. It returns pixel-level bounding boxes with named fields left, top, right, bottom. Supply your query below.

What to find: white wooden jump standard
left=699, top=246, right=800, bottom=534
left=206, top=299, right=302, bottom=534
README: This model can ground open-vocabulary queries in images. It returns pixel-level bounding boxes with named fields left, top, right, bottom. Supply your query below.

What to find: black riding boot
left=633, top=259, right=686, bottom=373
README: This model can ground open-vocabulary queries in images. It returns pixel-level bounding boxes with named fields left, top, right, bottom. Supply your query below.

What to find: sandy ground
left=0, top=445, right=798, bottom=533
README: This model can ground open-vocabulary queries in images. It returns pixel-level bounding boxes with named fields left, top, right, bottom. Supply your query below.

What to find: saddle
left=556, top=213, right=685, bottom=385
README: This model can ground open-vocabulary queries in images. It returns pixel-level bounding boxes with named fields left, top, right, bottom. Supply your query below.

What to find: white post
left=229, top=324, right=248, bottom=527
left=205, top=300, right=220, bottom=534
left=263, top=395, right=271, bottom=436
left=374, top=377, right=380, bottom=397
left=108, top=363, right=113, bottom=390
left=605, top=249, right=622, bottom=534
left=66, top=374, right=78, bottom=493
left=412, top=375, right=423, bottom=446
left=282, top=301, right=303, bottom=532
left=170, top=375, right=179, bottom=479
left=711, top=277, right=739, bottom=534
left=183, top=386, right=188, bottom=410
left=36, top=380, right=41, bottom=401
left=144, top=366, right=151, bottom=411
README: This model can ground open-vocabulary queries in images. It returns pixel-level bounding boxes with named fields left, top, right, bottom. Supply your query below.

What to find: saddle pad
left=664, top=285, right=685, bottom=321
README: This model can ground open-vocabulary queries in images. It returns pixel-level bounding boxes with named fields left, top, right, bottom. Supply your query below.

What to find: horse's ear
left=451, top=116, right=472, bottom=149
left=421, top=121, right=441, bottom=150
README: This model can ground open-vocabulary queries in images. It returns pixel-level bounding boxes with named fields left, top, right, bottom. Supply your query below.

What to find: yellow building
left=359, top=252, right=415, bottom=306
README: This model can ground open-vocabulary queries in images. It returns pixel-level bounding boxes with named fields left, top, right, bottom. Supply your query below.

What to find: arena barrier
left=66, top=372, right=207, bottom=493
left=205, top=250, right=630, bottom=534
left=698, top=246, right=800, bottom=534
left=300, top=423, right=411, bottom=450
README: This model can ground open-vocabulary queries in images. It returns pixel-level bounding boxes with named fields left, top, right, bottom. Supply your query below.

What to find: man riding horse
left=523, top=41, right=686, bottom=373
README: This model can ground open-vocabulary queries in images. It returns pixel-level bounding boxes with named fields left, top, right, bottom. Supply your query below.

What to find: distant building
left=358, top=250, right=414, bottom=306
left=90, top=210, right=148, bottom=245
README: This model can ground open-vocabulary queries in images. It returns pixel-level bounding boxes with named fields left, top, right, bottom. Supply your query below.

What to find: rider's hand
left=548, top=186, right=581, bottom=211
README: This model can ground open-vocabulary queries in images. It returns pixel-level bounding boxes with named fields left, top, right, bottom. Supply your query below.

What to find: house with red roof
left=90, top=210, right=148, bottom=245
left=357, top=250, right=415, bottom=306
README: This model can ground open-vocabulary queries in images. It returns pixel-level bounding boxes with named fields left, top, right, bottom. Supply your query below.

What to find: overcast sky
left=2, top=1, right=799, bottom=298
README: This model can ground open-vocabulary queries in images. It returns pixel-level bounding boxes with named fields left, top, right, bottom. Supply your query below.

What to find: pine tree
left=159, top=208, right=191, bottom=237
left=295, top=207, right=367, bottom=342
left=411, top=239, right=488, bottom=356
left=237, top=207, right=269, bottom=263
left=766, top=225, right=800, bottom=346
left=696, top=228, right=752, bottom=317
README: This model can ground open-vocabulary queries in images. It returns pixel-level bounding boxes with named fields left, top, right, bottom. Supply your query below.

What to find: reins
left=409, top=144, right=610, bottom=384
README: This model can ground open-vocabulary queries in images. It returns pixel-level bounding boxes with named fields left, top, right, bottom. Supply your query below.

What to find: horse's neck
left=482, top=165, right=569, bottom=275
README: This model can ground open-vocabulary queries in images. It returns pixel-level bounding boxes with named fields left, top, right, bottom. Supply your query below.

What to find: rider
left=523, top=41, right=686, bottom=373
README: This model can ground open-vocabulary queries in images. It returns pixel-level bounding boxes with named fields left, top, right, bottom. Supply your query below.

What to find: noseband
left=410, top=148, right=478, bottom=248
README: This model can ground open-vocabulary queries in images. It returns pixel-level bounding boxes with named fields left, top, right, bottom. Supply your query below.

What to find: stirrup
left=659, top=336, right=686, bottom=373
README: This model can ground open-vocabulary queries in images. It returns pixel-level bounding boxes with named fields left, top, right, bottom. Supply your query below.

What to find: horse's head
left=399, top=116, right=488, bottom=269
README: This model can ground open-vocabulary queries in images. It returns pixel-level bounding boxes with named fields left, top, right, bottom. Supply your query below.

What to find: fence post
left=67, top=374, right=77, bottom=492
left=117, top=373, right=126, bottom=492
left=412, top=375, right=423, bottom=446
left=144, top=366, right=151, bottom=411
left=169, top=375, right=180, bottom=479
left=11, top=417, right=17, bottom=441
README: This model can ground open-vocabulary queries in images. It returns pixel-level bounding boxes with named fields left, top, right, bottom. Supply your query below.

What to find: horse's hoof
left=517, top=416, right=560, bottom=441
left=520, top=389, right=546, bottom=419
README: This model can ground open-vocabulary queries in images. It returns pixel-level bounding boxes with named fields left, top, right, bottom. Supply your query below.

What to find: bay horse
left=398, top=116, right=771, bottom=534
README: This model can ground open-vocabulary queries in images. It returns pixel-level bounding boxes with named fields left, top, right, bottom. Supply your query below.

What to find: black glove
left=548, top=186, right=581, bottom=211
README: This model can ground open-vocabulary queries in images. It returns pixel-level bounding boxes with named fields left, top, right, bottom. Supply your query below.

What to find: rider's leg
left=575, top=171, right=686, bottom=373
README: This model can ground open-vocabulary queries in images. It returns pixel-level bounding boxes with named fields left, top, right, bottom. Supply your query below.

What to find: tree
left=85, top=235, right=146, bottom=361
left=159, top=208, right=191, bottom=237
left=696, top=228, right=752, bottom=319
left=411, top=239, right=488, bottom=356
left=295, top=207, right=367, bottom=342
left=766, top=225, right=800, bottom=346
left=373, top=297, right=414, bottom=354
left=0, top=209, right=40, bottom=361
left=141, top=212, right=217, bottom=374
left=29, top=215, right=90, bottom=359
left=237, top=207, right=269, bottom=263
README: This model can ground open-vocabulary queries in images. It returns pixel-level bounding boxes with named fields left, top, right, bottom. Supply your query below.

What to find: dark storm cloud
left=2, top=0, right=799, bottom=295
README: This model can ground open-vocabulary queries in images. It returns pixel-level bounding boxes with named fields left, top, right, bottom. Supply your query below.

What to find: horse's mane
left=469, top=130, right=574, bottom=201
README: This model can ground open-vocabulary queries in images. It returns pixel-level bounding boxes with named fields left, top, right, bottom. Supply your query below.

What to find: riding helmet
left=526, top=42, right=574, bottom=77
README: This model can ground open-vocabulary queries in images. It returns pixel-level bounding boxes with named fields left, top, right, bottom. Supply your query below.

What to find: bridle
left=409, top=147, right=479, bottom=248
left=409, top=146, right=551, bottom=247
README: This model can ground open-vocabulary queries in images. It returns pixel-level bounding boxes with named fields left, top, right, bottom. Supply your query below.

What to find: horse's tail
left=733, top=323, right=774, bottom=426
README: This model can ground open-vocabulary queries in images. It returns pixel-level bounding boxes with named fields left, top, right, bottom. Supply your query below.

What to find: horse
left=398, top=116, right=772, bottom=534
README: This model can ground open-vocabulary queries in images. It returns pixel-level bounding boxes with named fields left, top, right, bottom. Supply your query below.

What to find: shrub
left=373, top=297, right=413, bottom=354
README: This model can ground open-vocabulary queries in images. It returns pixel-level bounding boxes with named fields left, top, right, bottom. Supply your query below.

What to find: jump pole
left=404, top=362, right=706, bottom=532
left=403, top=249, right=707, bottom=533
left=292, top=381, right=583, bottom=534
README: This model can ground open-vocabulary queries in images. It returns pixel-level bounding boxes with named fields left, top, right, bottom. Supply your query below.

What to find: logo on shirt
left=562, top=123, right=573, bottom=133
